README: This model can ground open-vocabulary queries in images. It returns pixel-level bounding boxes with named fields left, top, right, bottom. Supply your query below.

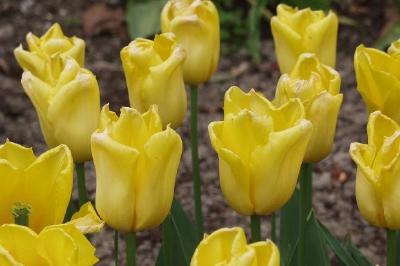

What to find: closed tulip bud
left=0, top=140, right=73, bottom=232
left=208, top=86, right=312, bottom=215
left=91, top=105, right=183, bottom=232
left=121, top=33, right=187, bottom=128
left=191, top=227, right=280, bottom=266
left=0, top=223, right=97, bottom=265
left=161, top=0, right=220, bottom=84
left=271, top=4, right=338, bottom=74
left=21, top=57, right=100, bottom=162
left=14, top=23, right=85, bottom=82
left=349, top=111, right=400, bottom=229
left=274, top=53, right=343, bottom=163
left=354, top=43, right=400, bottom=123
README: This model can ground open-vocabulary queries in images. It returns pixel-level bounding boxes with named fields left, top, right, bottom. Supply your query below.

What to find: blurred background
left=0, top=0, right=398, bottom=265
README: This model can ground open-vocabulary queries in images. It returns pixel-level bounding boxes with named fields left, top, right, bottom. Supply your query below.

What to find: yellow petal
left=98, top=104, right=119, bottom=131
left=251, top=119, right=312, bottom=214
left=0, top=140, right=36, bottom=169
left=0, top=224, right=45, bottom=265
left=135, top=127, right=182, bottom=230
left=67, top=202, right=104, bottom=234
left=47, top=69, right=100, bottom=162
left=367, top=111, right=399, bottom=150
left=91, top=131, right=139, bottom=232
left=303, top=92, right=343, bottom=162
left=0, top=245, right=23, bottom=266
left=24, top=144, right=73, bottom=232
left=250, top=240, right=280, bottom=266
left=14, top=46, right=47, bottom=80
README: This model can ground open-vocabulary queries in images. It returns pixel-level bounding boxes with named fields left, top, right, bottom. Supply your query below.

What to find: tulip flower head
left=350, top=111, right=400, bottom=229
left=161, top=0, right=220, bottom=84
left=121, top=33, right=187, bottom=128
left=0, top=140, right=73, bottom=233
left=20, top=57, right=100, bottom=162
left=354, top=41, right=400, bottom=123
left=14, top=23, right=85, bottom=82
left=0, top=223, right=97, bottom=265
left=191, top=227, right=280, bottom=266
left=91, top=105, right=183, bottom=232
left=274, top=53, right=343, bottom=163
left=271, top=4, right=338, bottom=74
left=209, top=86, right=313, bottom=215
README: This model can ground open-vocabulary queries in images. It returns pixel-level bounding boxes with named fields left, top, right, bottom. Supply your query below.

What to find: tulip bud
left=0, top=140, right=73, bottom=232
left=354, top=42, right=400, bottom=123
left=21, top=57, right=100, bottom=162
left=271, top=4, right=338, bottom=74
left=14, top=23, right=85, bottom=82
left=350, top=111, right=400, bottom=229
left=208, top=86, right=312, bottom=215
left=191, top=227, right=280, bottom=266
left=274, top=53, right=343, bottom=163
left=121, top=33, right=187, bottom=128
left=0, top=224, right=97, bottom=265
left=161, top=0, right=220, bottom=84
left=91, top=105, right=183, bottom=232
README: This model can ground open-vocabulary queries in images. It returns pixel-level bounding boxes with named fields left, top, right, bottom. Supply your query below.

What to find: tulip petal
left=14, top=46, right=47, bottom=80
left=303, top=92, right=343, bottom=162
left=367, top=111, right=399, bottom=150
left=67, top=202, right=105, bottom=234
left=24, top=144, right=73, bottom=232
left=0, top=140, right=36, bottom=169
left=250, top=240, right=280, bottom=266
left=0, top=224, right=44, bottom=265
left=251, top=120, right=312, bottom=214
left=0, top=245, right=22, bottom=266
left=134, top=127, right=182, bottom=230
left=65, top=37, right=85, bottom=66
left=47, top=70, right=100, bottom=162
left=92, top=132, right=139, bottom=232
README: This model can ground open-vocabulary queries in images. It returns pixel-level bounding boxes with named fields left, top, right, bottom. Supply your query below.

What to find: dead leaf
left=81, top=3, right=124, bottom=36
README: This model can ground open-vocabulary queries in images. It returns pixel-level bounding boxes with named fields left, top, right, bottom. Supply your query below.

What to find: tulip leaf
left=125, top=0, right=166, bottom=39
left=342, top=237, right=373, bottom=266
left=375, top=19, right=400, bottom=51
left=156, top=198, right=197, bottom=266
left=280, top=188, right=300, bottom=266
left=247, top=0, right=268, bottom=62
left=317, top=221, right=359, bottom=266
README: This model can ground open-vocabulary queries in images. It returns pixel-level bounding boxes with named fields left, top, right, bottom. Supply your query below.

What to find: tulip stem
left=126, top=232, right=136, bottom=266
left=271, top=212, right=276, bottom=242
left=251, top=215, right=261, bottom=242
left=387, top=229, right=397, bottom=266
left=190, top=85, right=204, bottom=241
left=114, top=231, right=119, bottom=266
left=75, top=162, right=88, bottom=206
left=298, top=163, right=313, bottom=266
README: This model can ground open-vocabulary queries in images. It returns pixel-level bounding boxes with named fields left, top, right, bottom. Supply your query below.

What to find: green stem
left=190, top=85, right=204, bottom=241
left=247, top=0, right=268, bottom=62
left=298, top=163, right=313, bottom=266
left=251, top=215, right=261, bottom=242
left=271, top=212, right=276, bottom=242
left=75, top=162, right=87, bottom=206
left=114, top=231, right=119, bottom=266
left=126, top=232, right=136, bottom=266
left=387, top=229, right=397, bottom=266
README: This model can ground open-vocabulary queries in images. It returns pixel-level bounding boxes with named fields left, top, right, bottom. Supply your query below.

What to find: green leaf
left=375, top=19, right=400, bottom=51
left=280, top=188, right=300, bottom=266
left=279, top=0, right=330, bottom=11
left=247, top=0, right=269, bottom=61
left=156, top=198, right=197, bottom=266
left=125, top=0, right=166, bottom=39
left=344, top=237, right=373, bottom=266
left=317, top=221, right=358, bottom=266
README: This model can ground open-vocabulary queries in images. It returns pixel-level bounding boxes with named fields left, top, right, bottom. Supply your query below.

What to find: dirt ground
left=0, top=0, right=391, bottom=265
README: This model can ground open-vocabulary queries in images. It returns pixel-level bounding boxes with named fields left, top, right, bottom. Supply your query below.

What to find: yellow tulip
left=388, top=39, right=400, bottom=59
left=274, top=53, right=343, bottom=163
left=190, top=227, right=280, bottom=266
left=161, top=0, right=220, bottom=84
left=0, top=223, right=97, bottom=265
left=20, top=57, right=100, bottom=162
left=91, top=104, right=183, bottom=231
left=0, top=140, right=73, bottom=232
left=208, top=86, right=312, bottom=215
left=14, top=23, right=85, bottom=82
left=271, top=4, right=338, bottom=74
left=121, top=33, right=187, bottom=128
left=354, top=42, right=400, bottom=123
left=350, top=111, right=400, bottom=229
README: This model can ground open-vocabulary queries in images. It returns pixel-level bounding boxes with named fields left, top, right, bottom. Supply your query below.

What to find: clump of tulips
left=2, top=0, right=398, bottom=265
